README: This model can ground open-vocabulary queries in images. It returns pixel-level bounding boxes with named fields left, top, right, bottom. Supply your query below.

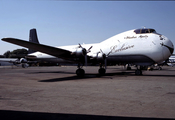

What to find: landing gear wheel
left=22, top=63, right=28, bottom=68
left=135, top=69, right=142, bottom=75
left=98, top=68, right=106, bottom=76
left=76, top=68, right=85, bottom=77
left=158, top=67, right=162, bottom=70
left=127, top=66, right=131, bottom=70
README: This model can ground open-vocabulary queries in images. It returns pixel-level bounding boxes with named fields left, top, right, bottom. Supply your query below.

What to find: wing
left=2, top=38, right=72, bottom=59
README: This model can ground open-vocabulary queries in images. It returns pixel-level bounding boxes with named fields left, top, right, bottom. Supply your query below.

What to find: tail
left=28, top=28, right=40, bottom=54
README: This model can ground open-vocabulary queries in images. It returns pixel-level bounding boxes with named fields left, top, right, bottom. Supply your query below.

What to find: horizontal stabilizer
left=2, top=38, right=72, bottom=59
left=0, top=58, right=18, bottom=63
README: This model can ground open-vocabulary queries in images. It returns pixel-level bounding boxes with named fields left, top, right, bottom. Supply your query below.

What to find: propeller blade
left=85, top=54, right=87, bottom=66
left=104, top=57, right=107, bottom=70
left=78, top=43, right=83, bottom=48
left=100, top=49, right=103, bottom=54
left=107, top=51, right=111, bottom=56
left=87, top=46, right=93, bottom=53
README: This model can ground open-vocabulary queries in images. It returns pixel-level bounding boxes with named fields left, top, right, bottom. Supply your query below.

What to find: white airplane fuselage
left=28, top=29, right=174, bottom=66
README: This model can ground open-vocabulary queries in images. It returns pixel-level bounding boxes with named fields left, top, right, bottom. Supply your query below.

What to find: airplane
left=167, top=55, right=175, bottom=67
left=0, top=58, right=29, bottom=68
left=0, top=29, right=71, bottom=68
left=1, top=28, right=174, bottom=77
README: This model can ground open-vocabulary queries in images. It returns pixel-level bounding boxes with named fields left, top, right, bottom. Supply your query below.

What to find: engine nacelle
left=92, top=52, right=106, bottom=62
left=72, top=48, right=87, bottom=58
left=20, top=58, right=28, bottom=63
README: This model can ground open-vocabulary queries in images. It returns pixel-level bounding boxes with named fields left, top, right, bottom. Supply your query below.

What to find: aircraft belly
left=107, top=55, right=155, bottom=66
left=31, top=58, right=73, bottom=64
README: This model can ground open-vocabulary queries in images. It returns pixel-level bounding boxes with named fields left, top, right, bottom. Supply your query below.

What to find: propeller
left=100, top=49, right=111, bottom=70
left=78, top=44, right=93, bottom=66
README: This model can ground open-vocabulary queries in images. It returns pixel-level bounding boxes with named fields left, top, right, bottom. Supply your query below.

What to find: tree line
left=3, top=49, right=28, bottom=58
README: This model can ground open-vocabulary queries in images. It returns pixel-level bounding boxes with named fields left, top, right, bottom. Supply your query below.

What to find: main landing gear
left=127, top=66, right=131, bottom=70
left=76, top=63, right=107, bottom=77
left=76, top=64, right=143, bottom=77
left=135, top=69, right=142, bottom=75
left=22, top=63, right=28, bottom=68
left=98, top=64, right=106, bottom=75
left=76, top=63, right=85, bottom=77
left=135, top=66, right=143, bottom=75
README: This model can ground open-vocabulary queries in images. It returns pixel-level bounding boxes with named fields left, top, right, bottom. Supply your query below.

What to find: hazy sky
left=0, top=1, right=175, bottom=54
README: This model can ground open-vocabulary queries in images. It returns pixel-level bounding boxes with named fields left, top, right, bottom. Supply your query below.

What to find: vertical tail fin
left=28, top=28, right=40, bottom=54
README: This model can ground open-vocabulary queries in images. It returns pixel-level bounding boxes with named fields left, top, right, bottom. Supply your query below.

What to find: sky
left=0, top=1, right=175, bottom=55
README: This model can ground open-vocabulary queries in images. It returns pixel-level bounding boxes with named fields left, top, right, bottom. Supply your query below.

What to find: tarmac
left=0, top=65, right=175, bottom=120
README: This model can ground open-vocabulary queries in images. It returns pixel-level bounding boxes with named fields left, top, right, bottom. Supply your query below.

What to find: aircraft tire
left=127, top=66, right=131, bottom=70
left=76, top=68, right=85, bottom=77
left=135, top=70, right=142, bottom=75
left=22, top=63, right=28, bottom=68
left=158, top=67, right=162, bottom=70
left=98, top=68, right=106, bottom=75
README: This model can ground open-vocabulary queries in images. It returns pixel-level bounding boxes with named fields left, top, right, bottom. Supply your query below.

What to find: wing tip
left=1, top=38, right=11, bottom=41
left=1, top=38, right=6, bottom=41
left=1, top=38, right=18, bottom=42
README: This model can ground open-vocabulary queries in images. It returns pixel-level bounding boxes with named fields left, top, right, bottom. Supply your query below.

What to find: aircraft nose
left=160, top=35, right=174, bottom=59
left=164, top=37, right=174, bottom=54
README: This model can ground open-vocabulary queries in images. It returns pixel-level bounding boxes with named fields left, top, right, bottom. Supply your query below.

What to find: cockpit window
left=141, top=29, right=150, bottom=33
left=134, top=28, right=157, bottom=34
left=149, top=29, right=156, bottom=33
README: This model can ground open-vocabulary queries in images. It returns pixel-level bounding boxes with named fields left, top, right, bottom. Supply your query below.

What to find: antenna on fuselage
left=142, top=26, right=146, bottom=29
